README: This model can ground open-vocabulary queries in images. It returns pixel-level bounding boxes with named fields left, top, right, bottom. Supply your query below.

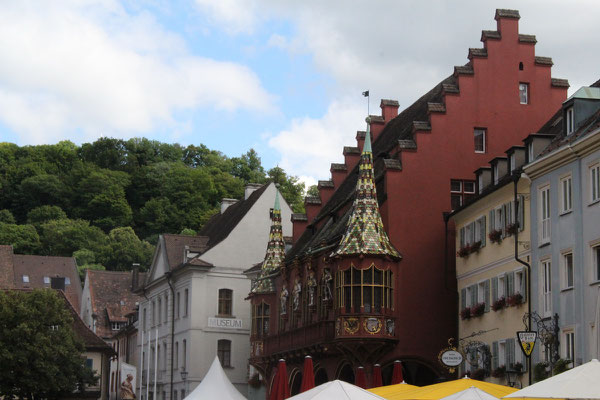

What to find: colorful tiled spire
left=331, top=120, right=401, bottom=259
left=252, top=189, right=286, bottom=293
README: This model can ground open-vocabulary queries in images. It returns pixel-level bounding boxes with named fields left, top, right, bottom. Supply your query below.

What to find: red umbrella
left=391, top=360, right=404, bottom=385
left=270, top=359, right=290, bottom=400
left=355, top=366, right=367, bottom=389
left=300, top=356, right=315, bottom=392
left=371, top=364, right=383, bottom=388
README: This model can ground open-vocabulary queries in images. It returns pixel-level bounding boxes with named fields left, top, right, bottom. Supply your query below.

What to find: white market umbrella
left=288, top=380, right=387, bottom=400
left=183, top=356, right=247, bottom=400
left=441, top=387, right=499, bottom=400
left=504, top=358, right=600, bottom=400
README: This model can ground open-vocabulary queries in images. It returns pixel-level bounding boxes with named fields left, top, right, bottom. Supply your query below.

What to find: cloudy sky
left=1, top=1, right=598, bottom=186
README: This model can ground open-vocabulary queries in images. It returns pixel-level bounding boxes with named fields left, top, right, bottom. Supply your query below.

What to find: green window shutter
left=508, top=272, right=515, bottom=296
left=469, top=222, right=475, bottom=244
left=460, top=227, right=465, bottom=248
left=508, top=201, right=514, bottom=225
left=518, top=195, right=525, bottom=231
left=501, top=204, right=507, bottom=237
left=492, top=341, right=499, bottom=370
left=521, top=268, right=527, bottom=302
left=470, top=284, right=477, bottom=306
left=461, top=288, right=467, bottom=309
left=484, top=279, right=490, bottom=312
left=491, top=276, right=498, bottom=302
left=489, top=210, right=495, bottom=231
left=507, top=338, right=515, bottom=368
left=479, top=216, right=486, bottom=247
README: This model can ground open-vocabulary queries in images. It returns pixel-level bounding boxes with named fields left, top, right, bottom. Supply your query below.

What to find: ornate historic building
left=248, top=9, right=569, bottom=396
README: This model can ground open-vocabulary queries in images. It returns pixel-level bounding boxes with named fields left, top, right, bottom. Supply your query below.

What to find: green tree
left=98, top=227, right=154, bottom=271
left=39, top=219, right=108, bottom=257
left=27, top=205, right=68, bottom=229
left=0, top=223, right=41, bottom=254
left=0, top=290, right=97, bottom=399
left=0, top=209, right=15, bottom=224
left=267, top=166, right=306, bottom=212
left=306, top=185, right=319, bottom=197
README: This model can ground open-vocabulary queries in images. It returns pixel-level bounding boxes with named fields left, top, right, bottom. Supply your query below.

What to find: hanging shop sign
left=438, top=338, right=463, bottom=373
left=517, top=331, right=537, bottom=357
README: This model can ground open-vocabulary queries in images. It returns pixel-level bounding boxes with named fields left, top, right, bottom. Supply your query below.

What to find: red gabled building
left=248, top=9, right=568, bottom=395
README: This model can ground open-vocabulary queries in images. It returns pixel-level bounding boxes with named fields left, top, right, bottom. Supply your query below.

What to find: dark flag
left=362, top=90, right=369, bottom=97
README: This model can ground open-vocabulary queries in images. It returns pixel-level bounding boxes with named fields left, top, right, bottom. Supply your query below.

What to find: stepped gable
left=330, top=125, right=401, bottom=259
left=252, top=192, right=285, bottom=294
left=197, top=183, right=269, bottom=249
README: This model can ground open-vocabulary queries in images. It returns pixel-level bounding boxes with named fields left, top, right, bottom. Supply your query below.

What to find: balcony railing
left=262, top=320, right=335, bottom=356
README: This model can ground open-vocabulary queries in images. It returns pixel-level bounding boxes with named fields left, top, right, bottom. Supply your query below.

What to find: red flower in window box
left=488, top=229, right=503, bottom=244
left=470, top=241, right=482, bottom=253
left=491, top=296, right=506, bottom=311
left=506, top=223, right=519, bottom=236
left=507, top=292, right=524, bottom=306
left=458, top=245, right=471, bottom=258
left=492, top=365, right=506, bottom=378
left=460, top=307, right=471, bottom=320
left=471, top=302, right=485, bottom=317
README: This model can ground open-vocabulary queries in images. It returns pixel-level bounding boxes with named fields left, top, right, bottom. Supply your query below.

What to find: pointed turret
left=251, top=189, right=286, bottom=293
left=331, top=120, right=401, bottom=259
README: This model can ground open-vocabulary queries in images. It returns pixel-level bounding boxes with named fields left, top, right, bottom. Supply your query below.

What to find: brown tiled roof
left=551, top=78, right=570, bottom=88
left=12, top=254, right=82, bottom=312
left=57, top=290, right=114, bottom=354
left=162, top=234, right=211, bottom=270
left=535, top=56, right=553, bottom=66
left=0, top=245, right=15, bottom=289
left=87, top=270, right=145, bottom=339
left=495, top=9, right=520, bottom=19
left=197, top=183, right=270, bottom=249
left=519, top=34, right=537, bottom=44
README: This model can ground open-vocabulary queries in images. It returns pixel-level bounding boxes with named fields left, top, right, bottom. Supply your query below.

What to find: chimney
left=221, top=198, right=238, bottom=213
left=244, top=183, right=263, bottom=200
left=51, top=277, right=66, bottom=292
left=380, top=99, right=399, bottom=123
left=131, top=263, right=140, bottom=291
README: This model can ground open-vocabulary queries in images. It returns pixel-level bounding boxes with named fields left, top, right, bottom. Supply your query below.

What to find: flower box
left=460, top=307, right=471, bottom=320
left=458, top=245, right=471, bottom=258
left=492, top=365, right=506, bottom=378
left=488, top=229, right=503, bottom=244
left=507, top=293, right=524, bottom=306
left=470, top=241, right=482, bottom=253
left=492, top=296, right=506, bottom=311
left=505, top=223, right=519, bottom=235
left=471, top=368, right=487, bottom=380
left=471, top=302, right=486, bottom=317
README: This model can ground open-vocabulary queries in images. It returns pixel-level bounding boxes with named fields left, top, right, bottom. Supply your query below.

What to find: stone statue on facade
left=322, top=268, right=333, bottom=301
left=307, top=271, right=317, bottom=306
left=292, top=277, right=302, bottom=311
left=280, top=284, right=289, bottom=315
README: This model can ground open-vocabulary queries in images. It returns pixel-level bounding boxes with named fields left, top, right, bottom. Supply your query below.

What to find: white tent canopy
left=184, top=356, right=247, bottom=400
left=441, top=387, right=499, bottom=400
left=287, top=380, right=387, bottom=400
left=504, top=358, right=600, bottom=400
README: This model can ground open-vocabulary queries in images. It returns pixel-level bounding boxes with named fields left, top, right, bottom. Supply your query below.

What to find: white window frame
left=560, top=174, right=572, bottom=214
left=566, top=107, right=574, bottom=135
left=498, top=340, right=506, bottom=367
left=478, top=174, right=484, bottom=194
left=494, top=205, right=504, bottom=233
left=592, top=242, right=600, bottom=283
left=515, top=268, right=525, bottom=296
left=563, top=329, right=575, bottom=367
left=590, top=162, right=600, bottom=204
left=562, top=251, right=574, bottom=290
left=510, top=153, right=516, bottom=172
left=528, top=142, right=534, bottom=163
left=474, top=128, right=486, bottom=153
left=539, top=185, right=551, bottom=244
left=519, top=83, right=529, bottom=104
left=43, top=276, right=50, bottom=284
left=493, top=164, right=500, bottom=185
left=498, top=274, right=506, bottom=299
left=477, top=281, right=486, bottom=305
left=541, top=259, right=552, bottom=317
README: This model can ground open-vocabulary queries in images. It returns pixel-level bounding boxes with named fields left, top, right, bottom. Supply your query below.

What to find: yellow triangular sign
left=517, top=331, right=537, bottom=357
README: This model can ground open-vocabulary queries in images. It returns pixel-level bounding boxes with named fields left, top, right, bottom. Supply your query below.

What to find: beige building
left=450, top=149, right=531, bottom=388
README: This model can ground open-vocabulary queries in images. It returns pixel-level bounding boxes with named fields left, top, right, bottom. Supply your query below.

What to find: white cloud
left=0, top=1, right=274, bottom=144
left=268, top=99, right=365, bottom=181
left=194, top=0, right=258, bottom=35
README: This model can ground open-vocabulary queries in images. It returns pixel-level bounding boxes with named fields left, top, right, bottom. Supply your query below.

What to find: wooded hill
left=0, top=138, right=306, bottom=273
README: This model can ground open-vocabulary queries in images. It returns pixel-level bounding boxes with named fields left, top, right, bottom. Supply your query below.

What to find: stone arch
left=315, top=367, right=329, bottom=386
left=289, top=368, right=303, bottom=396
left=335, top=361, right=355, bottom=384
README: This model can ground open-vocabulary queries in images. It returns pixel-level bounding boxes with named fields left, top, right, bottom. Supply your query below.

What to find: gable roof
left=87, top=270, right=145, bottom=339
left=162, top=234, right=211, bottom=269
left=286, top=75, right=455, bottom=262
left=197, top=182, right=270, bottom=249
left=11, top=253, right=82, bottom=312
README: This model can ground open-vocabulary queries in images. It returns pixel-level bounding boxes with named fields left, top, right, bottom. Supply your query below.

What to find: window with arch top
left=218, top=289, right=233, bottom=316
left=335, top=265, right=393, bottom=313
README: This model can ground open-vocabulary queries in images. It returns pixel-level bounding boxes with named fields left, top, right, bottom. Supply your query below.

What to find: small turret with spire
left=331, top=118, right=401, bottom=259
left=251, top=188, right=286, bottom=293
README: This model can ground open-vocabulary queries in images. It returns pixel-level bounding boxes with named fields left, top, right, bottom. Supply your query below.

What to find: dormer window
left=510, top=153, right=516, bottom=172
left=527, top=142, right=534, bottom=163
left=519, top=83, right=529, bottom=104
left=493, top=164, right=500, bottom=185
left=478, top=174, right=484, bottom=194
left=22, top=275, right=29, bottom=283
left=566, top=107, right=574, bottom=134
left=111, top=322, right=123, bottom=331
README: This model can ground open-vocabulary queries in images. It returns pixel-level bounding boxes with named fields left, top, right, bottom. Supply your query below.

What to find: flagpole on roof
left=363, top=90, right=370, bottom=116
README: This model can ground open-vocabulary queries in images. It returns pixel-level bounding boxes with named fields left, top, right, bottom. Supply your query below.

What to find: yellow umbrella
left=369, top=383, right=419, bottom=398
left=369, top=377, right=518, bottom=400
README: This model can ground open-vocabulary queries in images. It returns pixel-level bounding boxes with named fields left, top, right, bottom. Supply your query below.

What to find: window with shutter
left=492, top=341, right=499, bottom=370
left=518, top=195, right=525, bottom=231
left=484, top=280, right=490, bottom=312
left=506, top=338, right=515, bottom=368
left=460, top=227, right=465, bottom=248
left=489, top=210, right=495, bottom=231
left=491, top=276, right=498, bottom=302
left=470, top=285, right=478, bottom=307
left=461, top=288, right=467, bottom=309
left=507, top=272, right=515, bottom=296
